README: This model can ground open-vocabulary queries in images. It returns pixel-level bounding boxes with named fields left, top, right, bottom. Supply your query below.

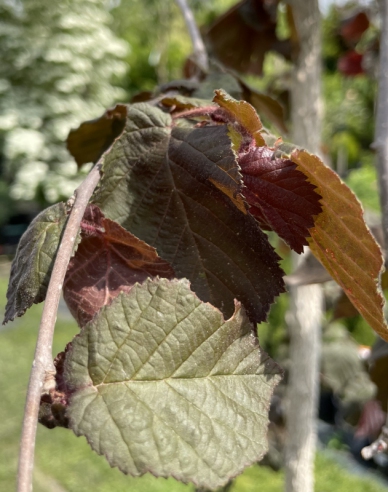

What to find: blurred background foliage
left=0, top=0, right=128, bottom=207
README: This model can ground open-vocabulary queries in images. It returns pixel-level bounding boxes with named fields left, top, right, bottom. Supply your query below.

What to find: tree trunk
left=288, top=0, right=322, bottom=152
left=284, top=274, right=323, bottom=492
left=376, top=0, right=388, bottom=255
left=284, top=1, right=323, bottom=492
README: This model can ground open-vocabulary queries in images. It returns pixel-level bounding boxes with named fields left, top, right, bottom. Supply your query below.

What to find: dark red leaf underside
left=63, top=205, right=174, bottom=326
left=239, top=146, right=322, bottom=253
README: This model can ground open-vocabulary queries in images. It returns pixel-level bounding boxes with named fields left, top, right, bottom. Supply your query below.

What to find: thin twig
left=17, top=161, right=102, bottom=492
left=175, top=0, right=209, bottom=73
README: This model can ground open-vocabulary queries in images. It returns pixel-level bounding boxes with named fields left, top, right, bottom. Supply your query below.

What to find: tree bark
left=284, top=1, right=323, bottom=492
left=288, top=0, right=322, bottom=152
left=376, top=0, right=388, bottom=256
left=360, top=0, right=388, bottom=463
left=284, top=274, right=323, bottom=492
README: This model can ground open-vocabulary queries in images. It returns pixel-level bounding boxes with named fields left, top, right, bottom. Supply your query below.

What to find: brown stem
left=175, top=0, right=208, bottom=73
left=17, top=162, right=102, bottom=492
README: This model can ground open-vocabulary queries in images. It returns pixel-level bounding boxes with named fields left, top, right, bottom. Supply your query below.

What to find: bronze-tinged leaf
left=333, top=291, right=359, bottom=320
left=63, top=204, right=174, bottom=326
left=291, top=149, right=388, bottom=341
left=92, top=102, right=285, bottom=324
left=239, top=146, right=322, bottom=253
left=3, top=203, right=70, bottom=324
left=240, top=79, right=288, bottom=134
left=333, top=270, right=388, bottom=320
left=67, top=104, right=127, bottom=168
left=213, top=89, right=266, bottom=148
left=206, top=0, right=292, bottom=76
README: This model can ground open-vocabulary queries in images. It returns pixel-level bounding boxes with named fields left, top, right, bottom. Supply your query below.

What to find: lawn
left=1, top=273, right=387, bottom=492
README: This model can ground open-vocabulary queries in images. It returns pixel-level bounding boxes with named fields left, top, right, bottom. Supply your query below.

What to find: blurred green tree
left=110, top=0, right=236, bottom=97
left=0, top=0, right=128, bottom=213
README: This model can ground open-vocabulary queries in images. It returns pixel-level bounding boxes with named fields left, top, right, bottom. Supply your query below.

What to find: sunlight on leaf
left=213, top=89, right=266, bottom=148
left=291, top=150, right=388, bottom=341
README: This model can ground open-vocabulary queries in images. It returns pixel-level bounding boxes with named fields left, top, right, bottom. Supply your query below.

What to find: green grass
left=1, top=275, right=387, bottom=491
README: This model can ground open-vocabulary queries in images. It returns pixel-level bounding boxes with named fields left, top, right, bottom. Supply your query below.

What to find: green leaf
left=92, top=102, right=285, bottom=323
left=63, top=278, right=282, bottom=489
left=291, top=150, right=388, bottom=341
left=3, top=202, right=70, bottom=324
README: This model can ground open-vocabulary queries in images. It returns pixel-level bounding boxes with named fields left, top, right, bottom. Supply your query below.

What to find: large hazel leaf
left=63, top=204, right=174, bottom=326
left=291, top=150, right=388, bottom=341
left=239, top=146, right=322, bottom=253
left=63, top=278, right=282, bottom=489
left=91, top=102, right=285, bottom=323
left=3, top=203, right=69, bottom=324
